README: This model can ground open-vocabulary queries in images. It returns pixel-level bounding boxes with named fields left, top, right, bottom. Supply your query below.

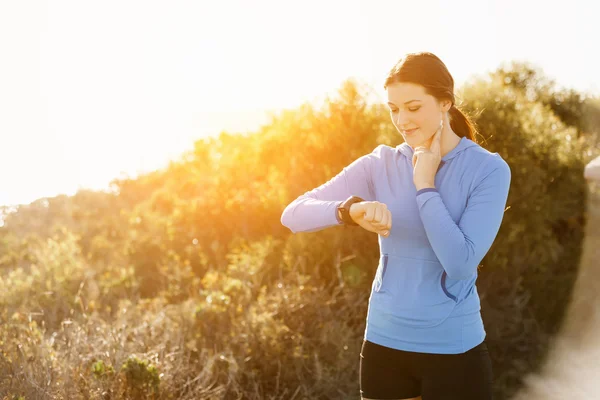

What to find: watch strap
left=337, top=195, right=364, bottom=226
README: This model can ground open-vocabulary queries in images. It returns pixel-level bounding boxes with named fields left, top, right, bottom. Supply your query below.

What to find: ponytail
left=449, top=104, right=478, bottom=144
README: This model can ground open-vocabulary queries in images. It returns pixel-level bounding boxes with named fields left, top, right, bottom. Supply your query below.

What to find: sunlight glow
left=0, top=0, right=597, bottom=206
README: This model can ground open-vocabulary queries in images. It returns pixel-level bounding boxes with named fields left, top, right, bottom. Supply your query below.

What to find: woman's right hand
left=349, top=201, right=392, bottom=237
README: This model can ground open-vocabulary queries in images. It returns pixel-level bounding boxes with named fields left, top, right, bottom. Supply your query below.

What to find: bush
left=0, top=65, right=597, bottom=399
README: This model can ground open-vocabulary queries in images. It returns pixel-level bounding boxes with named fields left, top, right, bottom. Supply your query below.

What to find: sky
left=1, top=0, right=598, bottom=207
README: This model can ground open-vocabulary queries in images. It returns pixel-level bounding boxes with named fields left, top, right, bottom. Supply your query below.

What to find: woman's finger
left=376, top=208, right=388, bottom=229
left=413, top=148, right=428, bottom=167
left=374, top=205, right=383, bottom=224
left=430, top=126, right=442, bottom=156
left=413, top=150, right=423, bottom=167
left=364, top=204, right=375, bottom=221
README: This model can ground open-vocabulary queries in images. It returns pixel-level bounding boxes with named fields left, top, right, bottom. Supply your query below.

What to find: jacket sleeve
left=280, top=145, right=384, bottom=233
left=415, top=155, right=511, bottom=279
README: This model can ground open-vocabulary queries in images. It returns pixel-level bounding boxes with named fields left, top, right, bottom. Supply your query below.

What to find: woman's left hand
left=412, top=122, right=442, bottom=190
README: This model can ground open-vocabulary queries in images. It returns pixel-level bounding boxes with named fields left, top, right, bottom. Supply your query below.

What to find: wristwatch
left=336, top=195, right=365, bottom=226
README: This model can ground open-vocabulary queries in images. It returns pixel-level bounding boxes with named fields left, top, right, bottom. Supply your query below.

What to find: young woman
left=280, top=52, right=511, bottom=400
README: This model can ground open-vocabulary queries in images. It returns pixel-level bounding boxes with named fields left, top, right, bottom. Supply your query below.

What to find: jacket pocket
left=441, top=270, right=458, bottom=303
left=370, top=255, right=459, bottom=327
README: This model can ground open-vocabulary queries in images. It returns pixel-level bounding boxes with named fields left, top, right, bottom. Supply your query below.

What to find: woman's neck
left=421, top=122, right=462, bottom=157
left=440, top=128, right=462, bottom=158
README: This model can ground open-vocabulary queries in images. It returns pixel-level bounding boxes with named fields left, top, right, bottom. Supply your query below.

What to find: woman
left=280, top=52, right=510, bottom=400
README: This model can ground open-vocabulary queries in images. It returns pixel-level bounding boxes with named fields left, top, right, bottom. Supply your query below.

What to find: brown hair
left=384, top=52, right=478, bottom=143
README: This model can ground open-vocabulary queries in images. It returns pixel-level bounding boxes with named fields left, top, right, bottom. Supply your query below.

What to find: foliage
left=0, top=64, right=598, bottom=399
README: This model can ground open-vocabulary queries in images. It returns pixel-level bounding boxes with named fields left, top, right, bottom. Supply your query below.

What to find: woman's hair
left=384, top=52, right=478, bottom=143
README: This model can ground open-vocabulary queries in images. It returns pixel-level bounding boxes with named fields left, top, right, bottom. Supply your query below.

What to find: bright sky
left=1, top=0, right=597, bottom=207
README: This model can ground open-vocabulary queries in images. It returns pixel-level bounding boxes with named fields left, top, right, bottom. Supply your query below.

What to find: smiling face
left=387, top=82, right=450, bottom=148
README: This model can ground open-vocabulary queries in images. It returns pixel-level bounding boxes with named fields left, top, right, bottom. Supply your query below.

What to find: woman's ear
left=442, top=100, right=452, bottom=113
left=438, top=99, right=451, bottom=113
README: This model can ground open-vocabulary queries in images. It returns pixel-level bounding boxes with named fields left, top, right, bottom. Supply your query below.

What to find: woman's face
left=387, top=82, right=449, bottom=148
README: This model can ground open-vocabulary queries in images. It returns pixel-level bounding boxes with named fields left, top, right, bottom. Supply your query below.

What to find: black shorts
left=359, top=339, right=493, bottom=400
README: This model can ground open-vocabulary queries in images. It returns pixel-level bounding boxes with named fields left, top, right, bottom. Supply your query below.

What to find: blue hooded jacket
left=281, top=136, right=511, bottom=353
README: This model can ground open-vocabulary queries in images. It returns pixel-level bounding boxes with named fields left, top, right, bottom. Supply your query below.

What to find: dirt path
left=512, top=156, right=600, bottom=399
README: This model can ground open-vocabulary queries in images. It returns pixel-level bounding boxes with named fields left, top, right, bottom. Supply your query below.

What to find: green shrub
left=121, top=355, right=160, bottom=399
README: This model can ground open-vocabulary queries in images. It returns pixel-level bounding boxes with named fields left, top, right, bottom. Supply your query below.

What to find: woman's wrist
left=415, top=182, right=436, bottom=191
left=337, top=196, right=364, bottom=225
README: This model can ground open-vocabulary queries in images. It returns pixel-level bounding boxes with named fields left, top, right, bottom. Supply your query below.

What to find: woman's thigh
left=418, top=341, right=494, bottom=400
left=359, top=339, right=493, bottom=400
left=359, top=340, right=422, bottom=399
